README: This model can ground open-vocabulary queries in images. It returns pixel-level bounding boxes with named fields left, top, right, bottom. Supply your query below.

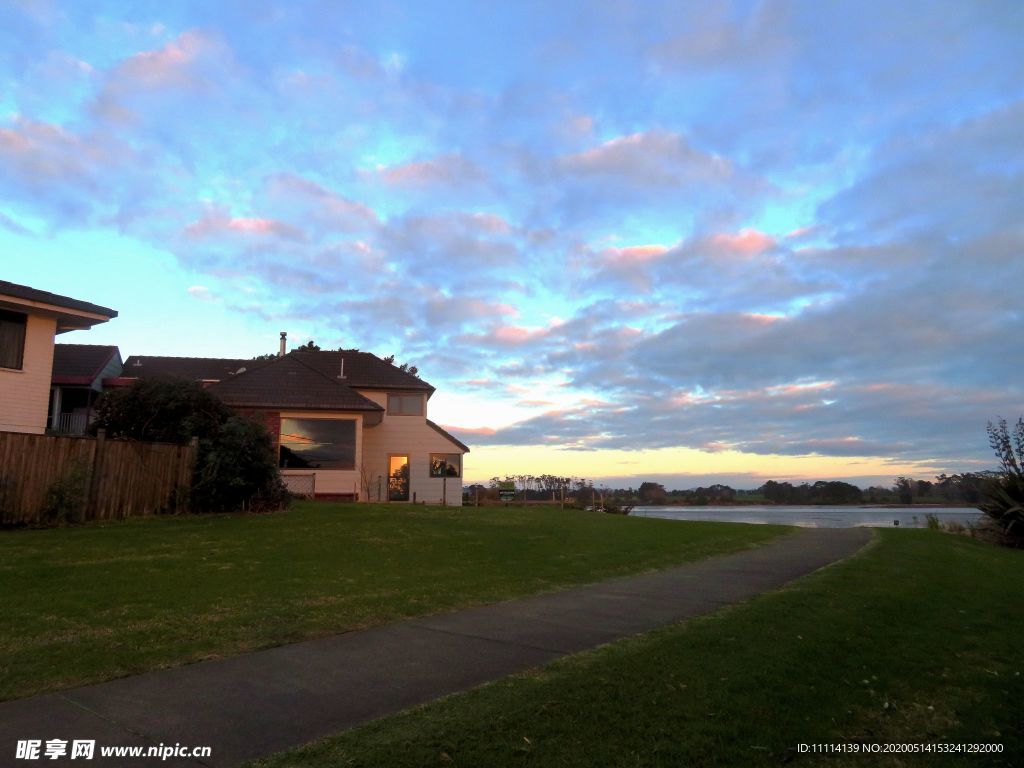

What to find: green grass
left=0, top=502, right=786, bottom=701
left=251, top=531, right=1023, bottom=768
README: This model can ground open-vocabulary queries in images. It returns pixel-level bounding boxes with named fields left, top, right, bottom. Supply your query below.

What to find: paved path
left=0, top=527, right=871, bottom=767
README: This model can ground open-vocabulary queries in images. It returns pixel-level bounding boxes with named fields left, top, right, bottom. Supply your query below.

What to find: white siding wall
left=279, top=410, right=363, bottom=497
left=0, top=314, right=56, bottom=434
left=357, top=390, right=464, bottom=506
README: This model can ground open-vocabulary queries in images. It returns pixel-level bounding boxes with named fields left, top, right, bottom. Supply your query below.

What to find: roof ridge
left=125, top=354, right=251, bottom=361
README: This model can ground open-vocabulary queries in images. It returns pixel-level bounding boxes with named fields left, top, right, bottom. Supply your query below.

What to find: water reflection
left=630, top=505, right=984, bottom=528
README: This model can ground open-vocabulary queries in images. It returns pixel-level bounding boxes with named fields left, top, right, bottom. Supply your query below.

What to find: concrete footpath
left=0, top=527, right=871, bottom=767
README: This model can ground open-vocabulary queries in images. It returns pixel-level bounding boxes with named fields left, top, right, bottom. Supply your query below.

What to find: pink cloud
left=0, top=118, right=117, bottom=185
left=264, top=173, right=378, bottom=231
left=561, top=130, right=732, bottom=186
left=117, top=30, right=211, bottom=88
left=742, top=312, right=786, bottom=325
left=490, top=325, right=550, bottom=345
left=184, top=210, right=304, bottom=241
left=93, top=30, right=228, bottom=121
left=711, top=228, right=776, bottom=255
left=601, top=243, right=669, bottom=264
left=450, top=425, right=497, bottom=436
left=370, top=153, right=484, bottom=187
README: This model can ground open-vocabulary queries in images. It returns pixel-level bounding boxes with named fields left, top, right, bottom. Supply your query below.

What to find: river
left=629, top=505, right=984, bottom=528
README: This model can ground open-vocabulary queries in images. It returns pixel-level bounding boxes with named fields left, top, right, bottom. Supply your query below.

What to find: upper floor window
left=0, top=310, right=27, bottom=370
left=387, top=393, right=423, bottom=416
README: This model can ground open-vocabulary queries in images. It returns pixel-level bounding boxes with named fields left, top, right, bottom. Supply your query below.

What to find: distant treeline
left=470, top=472, right=995, bottom=506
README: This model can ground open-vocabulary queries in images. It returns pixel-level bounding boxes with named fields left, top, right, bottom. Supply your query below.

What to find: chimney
left=338, top=357, right=346, bottom=379
left=278, top=331, right=287, bottom=357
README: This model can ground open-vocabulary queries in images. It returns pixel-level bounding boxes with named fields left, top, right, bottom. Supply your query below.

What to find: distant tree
left=295, top=340, right=321, bottom=352
left=638, top=482, right=667, bottom=505
left=893, top=476, right=914, bottom=504
left=382, top=354, right=419, bottom=378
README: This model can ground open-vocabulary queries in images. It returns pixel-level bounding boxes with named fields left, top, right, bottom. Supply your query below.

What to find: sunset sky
left=1, top=1, right=1021, bottom=488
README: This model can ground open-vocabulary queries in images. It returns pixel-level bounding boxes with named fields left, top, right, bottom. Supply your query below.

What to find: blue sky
left=1, top=1, right=1021, bottom=487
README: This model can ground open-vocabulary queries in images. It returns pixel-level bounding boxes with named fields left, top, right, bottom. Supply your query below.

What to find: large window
left=279, top=418, right=356, bottom=470
left=429, top=453, right=461, bottom=478
left=0, top=310, right=27, bottom=370
left=387, top=393, right=423, bottom=415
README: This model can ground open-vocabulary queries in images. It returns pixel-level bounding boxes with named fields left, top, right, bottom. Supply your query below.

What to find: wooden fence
left=0, top=430, right=196, bottom=526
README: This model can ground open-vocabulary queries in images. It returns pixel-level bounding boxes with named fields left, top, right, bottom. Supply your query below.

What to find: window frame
left=278, top=416, right=358, bottom=471
left=429, top=453, right=462, bottom=478
left=0, top=309, right=27, bottom=371
left=387, top=393, right=423, bottom=416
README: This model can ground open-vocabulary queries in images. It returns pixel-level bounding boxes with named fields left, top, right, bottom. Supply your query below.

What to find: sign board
left=498, top=481, right=516, bottom=502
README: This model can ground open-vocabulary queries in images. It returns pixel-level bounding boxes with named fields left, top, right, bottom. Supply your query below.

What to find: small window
left=0, top=310, right=27, bottom=370
left=387, top=393, right=423, bottom=416
left=430, top=453, right=461, bottom=478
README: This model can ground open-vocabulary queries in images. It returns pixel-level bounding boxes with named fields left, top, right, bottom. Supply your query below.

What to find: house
left=49, top=344, right=123, bottom=434
left=0, top=280, right=117, bottom=434
left=120, top=340, right=470, bottom=505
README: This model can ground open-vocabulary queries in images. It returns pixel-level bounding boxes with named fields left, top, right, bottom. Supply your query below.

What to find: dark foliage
left=760, top=479, right=863, bottom=505
left=91, top=379, right=288, bottom=513
left=979, top=417, right=1024, bottom=544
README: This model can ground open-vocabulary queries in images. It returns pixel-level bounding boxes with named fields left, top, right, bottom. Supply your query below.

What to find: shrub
left=39, top=463, right=90, bottom=525
left=92, top=379, right=289, bottom=514
left=979, top=417, right=1024, bottom=545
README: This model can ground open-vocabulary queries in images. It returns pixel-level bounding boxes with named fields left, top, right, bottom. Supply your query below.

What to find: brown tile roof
left=122, top=350, right=434, bottom=391
left=208, top=354, right=383, bottom=411
left=0, top=279, right=117, bottom=318
left=426, top=419, right=471, bottom=453
left=295, top=350, right=434, bottom=392
left=52, top=344, right=120, bottom=385
left=121, top=355, right=255, bottom=381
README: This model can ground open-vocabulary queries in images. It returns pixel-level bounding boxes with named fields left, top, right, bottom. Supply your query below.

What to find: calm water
left=630, top=505, right=984, bottom=528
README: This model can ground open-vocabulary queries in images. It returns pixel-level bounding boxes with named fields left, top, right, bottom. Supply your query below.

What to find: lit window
left=387, top=393, right=423, bottom=415
left=0, top=310, right=27, bottom=370
left=430, top=453, right=461, bottom=478
left=279, top=418, right=356, bottom=470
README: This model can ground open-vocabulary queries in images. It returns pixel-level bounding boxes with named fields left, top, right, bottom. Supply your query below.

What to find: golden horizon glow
left=462, top=444, right=949, bottom=487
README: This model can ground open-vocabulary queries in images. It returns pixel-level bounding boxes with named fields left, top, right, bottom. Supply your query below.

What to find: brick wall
left=233, top=408, right=281, bottom=451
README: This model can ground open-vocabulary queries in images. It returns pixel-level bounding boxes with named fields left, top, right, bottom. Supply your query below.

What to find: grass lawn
left=251, top=530, right=1023, bottom=768
left=0, top=502, right=786, bottom=701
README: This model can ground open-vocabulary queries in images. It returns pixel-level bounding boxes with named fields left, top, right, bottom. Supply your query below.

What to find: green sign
left=498, top=481, right=516, bottom=502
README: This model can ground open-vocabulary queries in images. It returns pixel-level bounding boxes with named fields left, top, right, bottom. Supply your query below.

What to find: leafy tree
left=638, top=481, right=667, bottom=505
left=893, top=476, right=914, bottom=504
left=382, top=354, right=419, bottom=377
left=980, top=417, right=1024, bottom=544
left=91, top=379, right=288, bottom=513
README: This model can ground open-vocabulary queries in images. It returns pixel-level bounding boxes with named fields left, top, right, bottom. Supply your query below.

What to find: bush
left=979, top=417, right=1024, bottom=545
left=92, top=379, right=289, bottom=514
left=39, top=463, right=90, bottom=525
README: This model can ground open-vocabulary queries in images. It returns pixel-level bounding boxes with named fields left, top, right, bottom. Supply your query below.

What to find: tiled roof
left=295, top=350, right=434, bottom=392
left=52, top=344, right=120, bottom=385
left=121, top=355, right=255, bottom=381
left=208, top=354, right=383, bottom=411
left=0, top=279, right=117, bottom=318
left=122, top=350, right=434, bottom=391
